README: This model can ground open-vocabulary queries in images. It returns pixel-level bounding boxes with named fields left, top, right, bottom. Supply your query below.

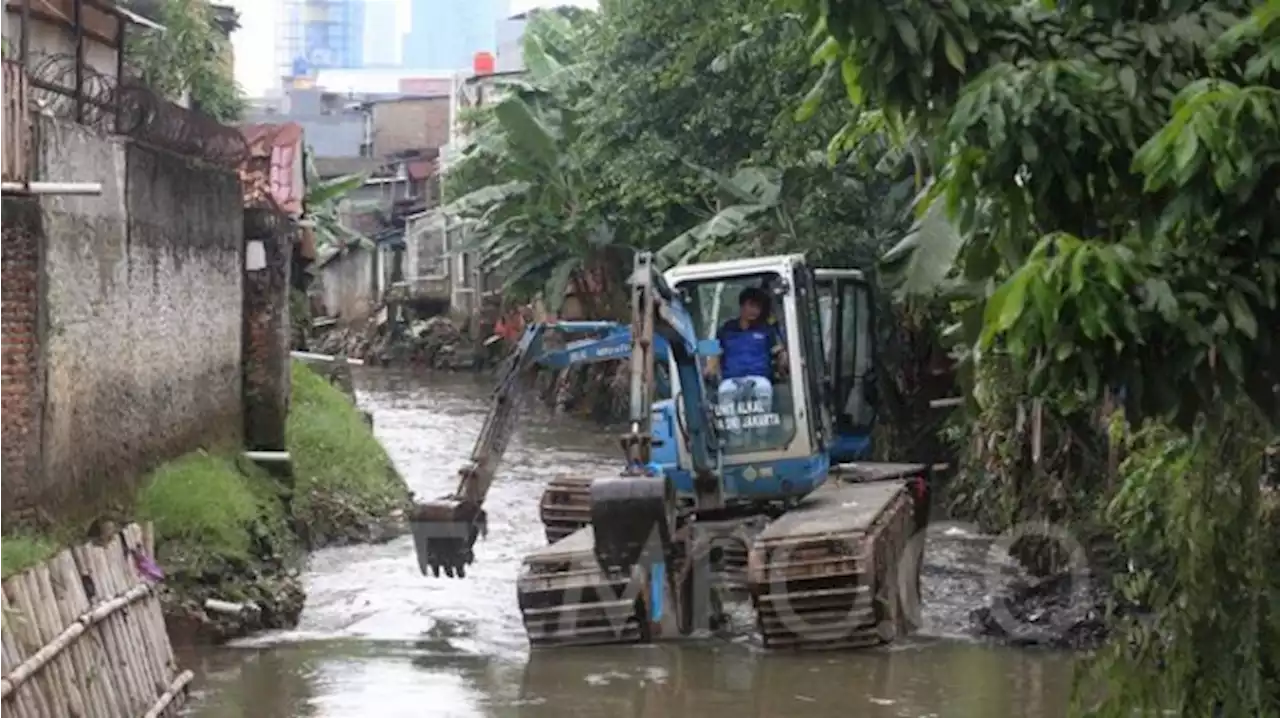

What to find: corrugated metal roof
left=238, top=122, right=305, bottom=217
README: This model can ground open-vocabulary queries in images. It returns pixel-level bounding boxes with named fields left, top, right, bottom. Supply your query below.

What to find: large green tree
left=797, top=0, right=1279, bottom=712
left=444, top=0, right=920, bottom=296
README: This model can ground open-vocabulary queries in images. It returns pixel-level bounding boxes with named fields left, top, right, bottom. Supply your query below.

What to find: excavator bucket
left=588, top=476, right=676, bottom=572
left=409, top=498, right=486, bottom=578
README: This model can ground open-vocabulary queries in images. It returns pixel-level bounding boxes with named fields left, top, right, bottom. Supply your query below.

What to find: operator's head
left=738, top=287, right=769, bottom=322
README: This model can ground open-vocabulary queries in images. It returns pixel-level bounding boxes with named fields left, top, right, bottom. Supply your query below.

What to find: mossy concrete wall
left=0, top=118, right=244, bottom=521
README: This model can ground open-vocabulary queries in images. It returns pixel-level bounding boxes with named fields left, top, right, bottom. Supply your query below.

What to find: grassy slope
left=136, top=451, right=295, bottom=576
left=287, top=360, right=409, bottom=546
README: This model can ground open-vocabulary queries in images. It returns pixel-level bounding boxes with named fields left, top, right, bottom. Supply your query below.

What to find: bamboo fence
left=1, top=523, right=193, bottom=718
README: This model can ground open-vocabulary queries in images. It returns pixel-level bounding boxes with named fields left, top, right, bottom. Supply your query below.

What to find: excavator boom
left=409, top=320, right=633, bottom=578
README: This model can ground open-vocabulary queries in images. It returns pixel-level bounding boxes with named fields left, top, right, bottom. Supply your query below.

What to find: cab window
left=679, top=272, right=798, bottom=455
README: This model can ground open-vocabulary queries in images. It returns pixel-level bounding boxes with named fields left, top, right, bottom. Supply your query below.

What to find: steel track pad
left=409, top=497, right=486, bottom=579
left=588, top=476, right=675, bottom=573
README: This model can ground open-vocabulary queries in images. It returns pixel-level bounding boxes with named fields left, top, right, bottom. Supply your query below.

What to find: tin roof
left=239, top=122, right=305, bottom=217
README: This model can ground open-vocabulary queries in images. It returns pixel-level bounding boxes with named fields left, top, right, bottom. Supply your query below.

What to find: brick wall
left=242, top=209, right=293, bottom=453
left=1, top=198, right=45, bottom=515
left=371, top=97, right=450, bottom=157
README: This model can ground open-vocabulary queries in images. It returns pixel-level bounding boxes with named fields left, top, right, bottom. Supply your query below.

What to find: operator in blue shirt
left=704, top=287, right=787, bottom=412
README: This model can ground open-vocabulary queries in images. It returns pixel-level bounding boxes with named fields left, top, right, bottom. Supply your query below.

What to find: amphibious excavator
left=410, top=252, right=931, bottom=650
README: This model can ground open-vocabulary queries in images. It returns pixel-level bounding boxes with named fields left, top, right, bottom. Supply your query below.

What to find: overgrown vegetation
left=441, top=1, right=915, bottom=313
left=136, top=451, right=294, bottom=575
left=125, top=0, right=244, bottom=122
left=288, top=361, right=410, bottom=548
left=444, top=0, right=1278, bottom=713
left=796, top=0, right=1279, bottom=712
left=0, top=534, right=60, bottom=579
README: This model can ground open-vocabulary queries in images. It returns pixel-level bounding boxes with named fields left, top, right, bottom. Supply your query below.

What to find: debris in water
left=584, top=671, right=630, bottom=686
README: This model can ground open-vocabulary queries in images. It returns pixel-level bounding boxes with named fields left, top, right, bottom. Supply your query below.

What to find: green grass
left=1, top=533, right=60, bottom=579
left=136, top=450, right=293, bottom=573
left=288, top=361, right=408, bottom=545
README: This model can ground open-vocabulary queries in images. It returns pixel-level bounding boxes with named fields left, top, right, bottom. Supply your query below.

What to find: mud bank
left=959, top=526, right=1117, bottom=651
left=311, top=314, right=484, bottom=370
left=969, top=572, right=1110, bottom=650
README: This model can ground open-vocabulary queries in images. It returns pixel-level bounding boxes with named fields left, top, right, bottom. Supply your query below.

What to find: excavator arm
left=412, top=252, right=720, bottom=580
left=410, top=319, right=642, bottom=578
left=588, top=253, right=725, bottom=576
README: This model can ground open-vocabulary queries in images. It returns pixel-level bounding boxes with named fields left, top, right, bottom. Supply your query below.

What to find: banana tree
left=303, top=148, right=371, bottom=252
left=656, top=153, right=914, bottom=269
left=439, top=11, right=631, bottom=317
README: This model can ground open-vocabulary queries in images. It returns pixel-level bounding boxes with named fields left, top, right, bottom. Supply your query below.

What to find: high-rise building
left=402, top=0, right=509, bottom=70
left=495, top=12, right=528, bottom=72
left=363, top=0, right=403, bottom=67
left=278, top=0, right=367, bottom=86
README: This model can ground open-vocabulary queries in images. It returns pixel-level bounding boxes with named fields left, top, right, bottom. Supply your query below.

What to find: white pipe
left=204, top=598, right=260, bottom=616
left=243, top=451, right=291, bottom=463
left=929, top=397, right=965, bottom=409
left=1, top=181, right=103, bottom=195
left=291, top=350, right=365, bottom=366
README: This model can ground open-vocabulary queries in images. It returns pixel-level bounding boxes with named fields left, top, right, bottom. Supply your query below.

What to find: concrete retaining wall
left=0, top=118, right=244, bottom=519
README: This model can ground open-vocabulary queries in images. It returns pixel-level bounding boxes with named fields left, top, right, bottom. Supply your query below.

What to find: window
left=678, top=272, right=797, bottom=456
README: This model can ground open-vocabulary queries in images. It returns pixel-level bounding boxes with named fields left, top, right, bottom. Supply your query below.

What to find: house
left=2, top=0, right=159, bottom=80
left=426, top=65, right=528, bottom=317
left=306, top=154, right=441, bottom=323
left=399, top=208, right=456, bottom=311
left=314, top=243, right=385, bottom=324
left=366, top=95, right=451, bottom=158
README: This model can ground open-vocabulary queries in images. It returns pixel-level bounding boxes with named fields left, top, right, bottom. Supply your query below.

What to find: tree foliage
left=442, top=11, right=634, bottom=315
left=442, top=0, right=918, bottom=311
left=796, top=0, right=1279, bottom=712
left=126, top=0, right=245, bottom=123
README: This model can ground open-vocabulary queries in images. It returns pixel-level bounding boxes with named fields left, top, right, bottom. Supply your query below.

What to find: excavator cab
left=814, top=269, right=877, bottom=462
left=664, top=255, right=834, bottom=506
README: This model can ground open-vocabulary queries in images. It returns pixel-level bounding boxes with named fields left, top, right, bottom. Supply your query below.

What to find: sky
left=228, top=0, right=597, bottom=97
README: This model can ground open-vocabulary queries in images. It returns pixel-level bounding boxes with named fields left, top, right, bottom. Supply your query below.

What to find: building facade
left=278, top=0, right=366, bottom=87
left=495, top=12, right=527, bottom=73
left=402, top=0, right=509, bottom=70
left=362, top=0, right=401, bottom=67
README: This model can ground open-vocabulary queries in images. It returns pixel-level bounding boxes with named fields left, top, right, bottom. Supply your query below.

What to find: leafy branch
left=125, top=0, right=245, bottom=123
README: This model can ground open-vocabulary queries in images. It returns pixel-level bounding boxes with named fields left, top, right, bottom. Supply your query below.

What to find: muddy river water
left=180, top=369, right=1075, bottom=718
